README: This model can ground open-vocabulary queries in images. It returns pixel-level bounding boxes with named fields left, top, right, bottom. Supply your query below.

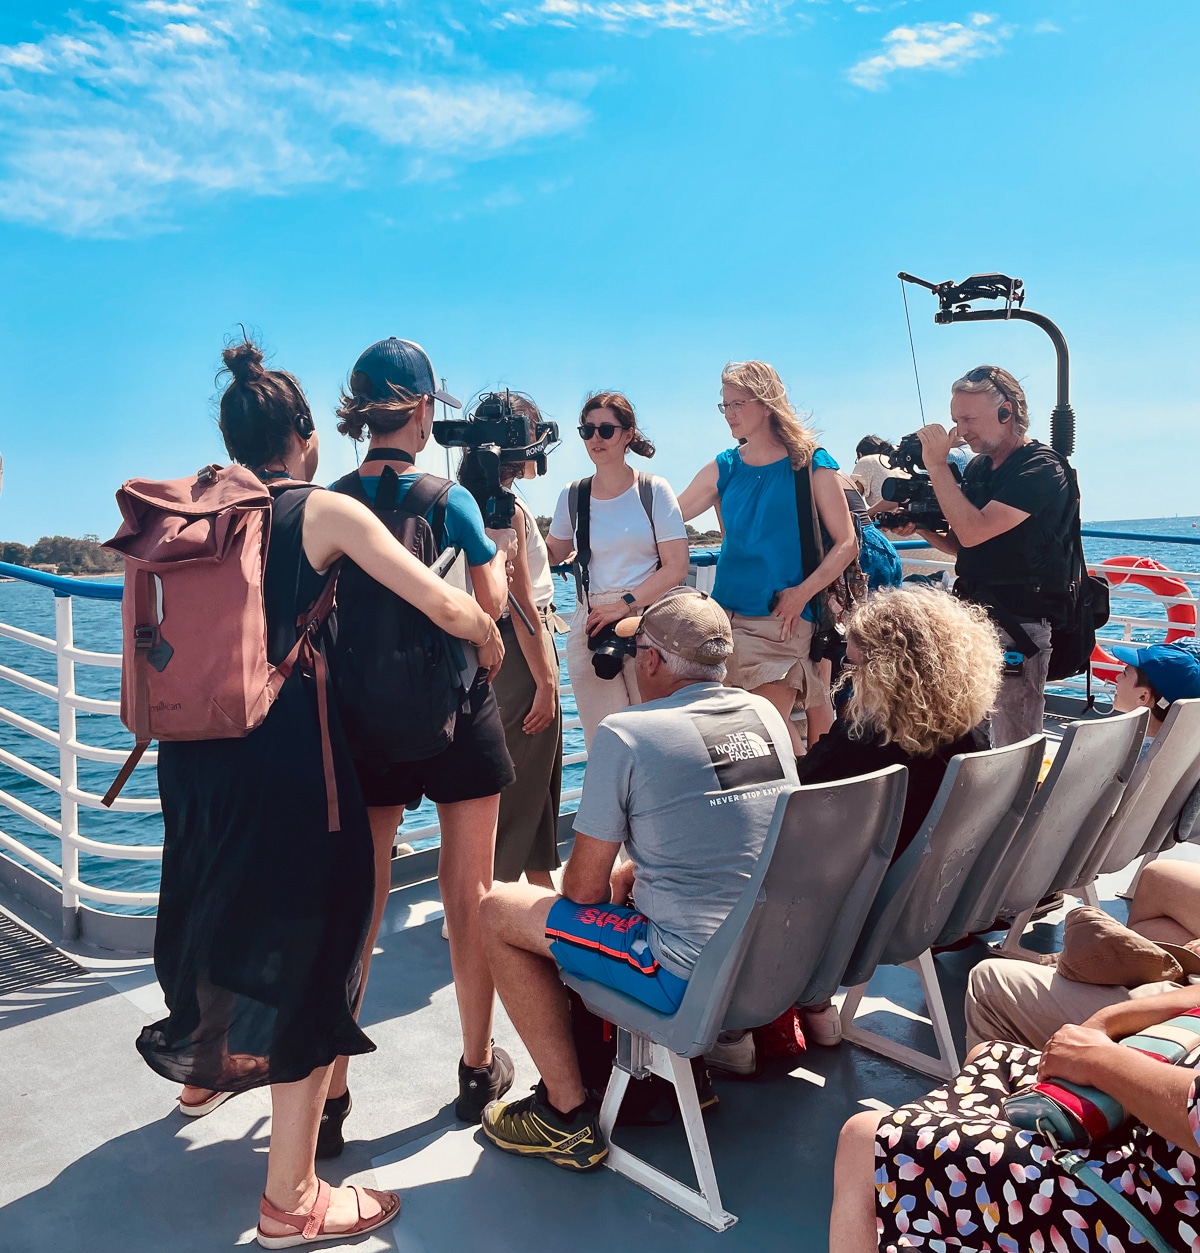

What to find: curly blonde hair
left=721, top=360, right=818, bottom=469
left=840, top=586, right=1002, bottom=755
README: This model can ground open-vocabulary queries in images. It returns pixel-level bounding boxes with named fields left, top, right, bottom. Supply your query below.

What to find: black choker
left=364, top=448, right=415, bottom=466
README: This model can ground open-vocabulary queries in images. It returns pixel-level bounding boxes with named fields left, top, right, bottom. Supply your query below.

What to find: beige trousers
left=964, top=957, right=1179, bottom=1051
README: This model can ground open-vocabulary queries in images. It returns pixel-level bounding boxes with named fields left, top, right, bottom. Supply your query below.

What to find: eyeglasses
left=717, top=399, right=752, bottom=415
left=964, top=366, right=1018, bottom=412
left=578, top=422, right=622, bottom=441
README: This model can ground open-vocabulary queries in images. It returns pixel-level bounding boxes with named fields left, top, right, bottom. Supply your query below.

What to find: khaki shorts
left=725, top=613, right=824, bottom=707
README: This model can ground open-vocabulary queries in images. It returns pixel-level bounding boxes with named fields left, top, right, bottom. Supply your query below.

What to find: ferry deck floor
left=3, top=829, right=1195, bottom=1252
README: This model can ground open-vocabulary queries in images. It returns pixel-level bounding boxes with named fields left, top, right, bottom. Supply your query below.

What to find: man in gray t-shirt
left=478, top=588, right=797, bottom=1173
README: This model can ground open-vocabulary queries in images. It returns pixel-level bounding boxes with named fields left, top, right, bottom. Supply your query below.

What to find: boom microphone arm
left=898, top=272, right=1076, bottom=457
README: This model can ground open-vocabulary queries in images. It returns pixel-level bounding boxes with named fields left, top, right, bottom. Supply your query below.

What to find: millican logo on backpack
left=692, top=708, right=786, bottom=791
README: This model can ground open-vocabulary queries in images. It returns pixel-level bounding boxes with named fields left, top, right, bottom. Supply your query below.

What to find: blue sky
left=0, top=0, right=1196, bottom=543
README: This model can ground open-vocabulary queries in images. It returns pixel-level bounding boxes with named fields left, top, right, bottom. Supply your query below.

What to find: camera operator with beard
left=907, top=366, right=1072, bottom=747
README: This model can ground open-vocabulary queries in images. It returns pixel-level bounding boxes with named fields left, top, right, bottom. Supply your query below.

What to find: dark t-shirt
left=954, top=440, right=1074, bottom=622
left=796, top=720, right=990, bottom=861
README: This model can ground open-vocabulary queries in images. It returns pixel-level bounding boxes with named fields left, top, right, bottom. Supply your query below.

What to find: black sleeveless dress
left=137, top=485, right=376, bottom=1090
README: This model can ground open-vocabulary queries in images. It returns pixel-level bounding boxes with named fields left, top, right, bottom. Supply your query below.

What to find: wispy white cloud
left=494, top=0, right=792, bottom=34
left=848, top=13, right=1011, bottom=90
left=0, top=0, right=587, bottom=236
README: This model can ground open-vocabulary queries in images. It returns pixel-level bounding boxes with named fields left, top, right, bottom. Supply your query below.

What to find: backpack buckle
left=134, top=625, right=158, bottom=649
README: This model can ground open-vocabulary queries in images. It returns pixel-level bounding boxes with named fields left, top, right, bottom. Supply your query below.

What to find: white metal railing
left=0, top=548, right=1192, bottom=932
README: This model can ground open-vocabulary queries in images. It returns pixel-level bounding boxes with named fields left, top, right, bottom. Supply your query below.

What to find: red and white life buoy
left=1091, top=556, right=1198, bottom=681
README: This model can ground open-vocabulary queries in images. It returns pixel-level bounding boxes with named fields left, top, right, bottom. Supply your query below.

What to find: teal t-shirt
left=354, top=473, right=496, bottom=565
left=711, top=446, right=838, bottom=618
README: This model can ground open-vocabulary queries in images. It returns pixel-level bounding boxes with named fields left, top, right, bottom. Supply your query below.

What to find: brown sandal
left=256, top=1179, right=400, bottom=1248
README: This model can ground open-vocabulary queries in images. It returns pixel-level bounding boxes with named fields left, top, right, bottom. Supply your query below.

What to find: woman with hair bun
left=139, top=337, right=499, bottom=1247
left=678, top=361, right=858, bottom=754
left=546, top=391, right=689, bottom=747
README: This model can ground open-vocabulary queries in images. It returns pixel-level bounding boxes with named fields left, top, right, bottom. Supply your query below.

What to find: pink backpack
left=101, top=464, right=341, bottom=827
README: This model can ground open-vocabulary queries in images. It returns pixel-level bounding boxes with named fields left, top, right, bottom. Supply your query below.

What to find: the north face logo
left=710, top=730, right=772, bottom=762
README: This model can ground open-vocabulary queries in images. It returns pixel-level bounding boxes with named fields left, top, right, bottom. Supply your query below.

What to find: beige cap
left=614, top=587, right=733, bottom=665
left=1056, top=906, right=1200, bottom=987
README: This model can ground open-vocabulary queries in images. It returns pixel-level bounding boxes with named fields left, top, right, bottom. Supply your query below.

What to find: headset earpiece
left=997, top=406, right=1012, bottom=423
left=294, top=409, right=315, bottom=440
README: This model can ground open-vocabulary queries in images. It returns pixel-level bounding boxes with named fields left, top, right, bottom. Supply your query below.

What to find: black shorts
left=354, top=672, right=516, bottom=809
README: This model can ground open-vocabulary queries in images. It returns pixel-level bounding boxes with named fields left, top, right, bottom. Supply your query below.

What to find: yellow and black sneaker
left=481, top=1082, right=608, bottom=1172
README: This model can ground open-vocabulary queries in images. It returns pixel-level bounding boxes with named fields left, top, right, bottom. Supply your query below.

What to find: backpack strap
left=396, top=473, right=454, bottom=553
left=792, top=463, right=822, bottom=581
left=636, top=471, right=662, bottom=571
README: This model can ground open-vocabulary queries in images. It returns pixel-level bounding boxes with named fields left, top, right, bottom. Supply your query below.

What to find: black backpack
left=329, top=466, right=463, bottom=763
left=1047, top=456, right=1110, bottom=683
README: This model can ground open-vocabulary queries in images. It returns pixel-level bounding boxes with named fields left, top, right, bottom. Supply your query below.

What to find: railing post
left=55, top=594, right=81, bottom=942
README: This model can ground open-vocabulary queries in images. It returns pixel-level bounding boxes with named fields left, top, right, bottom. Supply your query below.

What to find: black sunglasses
left=964, top=366, right=1018, bottom=410
left=578, top=422, right=623, bottom=441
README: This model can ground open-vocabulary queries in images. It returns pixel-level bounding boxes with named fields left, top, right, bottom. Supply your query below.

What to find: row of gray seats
left=560, top=697, right=1200, bottom=1230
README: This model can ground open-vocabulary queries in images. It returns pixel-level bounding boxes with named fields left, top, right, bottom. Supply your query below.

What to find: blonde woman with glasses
left=678, top=361, right=857, bottom=753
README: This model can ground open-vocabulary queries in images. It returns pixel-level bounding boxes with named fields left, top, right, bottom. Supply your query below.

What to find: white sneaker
left=802, top=1005, right=843, bottom=1047
left=441, top=918, right=449, bottom=941
left=705, top=1030, right=757, bottom=1076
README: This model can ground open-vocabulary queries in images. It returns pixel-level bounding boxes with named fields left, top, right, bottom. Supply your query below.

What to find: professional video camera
left=433, top=391, right=559, bottom=529
left=871, top=432, right=959, bottom=533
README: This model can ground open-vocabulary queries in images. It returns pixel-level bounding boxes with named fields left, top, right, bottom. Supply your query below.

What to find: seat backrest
left=992, top=710, right=1147, bottom=920
left=932, top=734, right=1045, bottom=946
left=721, top=766, right=908, bottom=1031
left=840, top=736, right=1043, bottom=986
left=1079, top=698, right=1200, bottom=882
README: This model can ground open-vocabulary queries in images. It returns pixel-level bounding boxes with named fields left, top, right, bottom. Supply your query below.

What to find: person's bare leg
left=327, top=804, right=405, bottom=1101
left=439, top=794, right=501, bottom=1068
left=479, top=884, right=586, bottom=1113
left=753, top=680, right=805, bottom=756
left=258, top=1066, right=387, bottom=1237
left=829, top=1110, right=883, bottom=1253
left=1128, top=859, right=1200, bottom=945
left=526, top=870, right=555, bottom=890
left=805, top=695, right=836, bottom=746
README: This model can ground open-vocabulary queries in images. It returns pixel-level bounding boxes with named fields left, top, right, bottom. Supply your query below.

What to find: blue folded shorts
left=545, top=898, right=689, bottom=1014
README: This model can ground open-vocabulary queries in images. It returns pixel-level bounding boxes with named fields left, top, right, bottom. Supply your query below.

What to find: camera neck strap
left=363, top=448, right=416, bottom=466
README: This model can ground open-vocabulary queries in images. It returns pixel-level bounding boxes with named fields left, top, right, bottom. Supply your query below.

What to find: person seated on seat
left=1109, top=641, right=1200, bottom=759
left=797, top=584, right=1001, bottom=865
left=476, top=588, right=798, bottom=1171
left=831, top=985, right=1200, bottom=1253
left=967, top=857, right=1200, bottom=1050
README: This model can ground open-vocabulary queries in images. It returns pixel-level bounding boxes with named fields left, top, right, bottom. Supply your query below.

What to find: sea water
left=2, top=517, right=1198, bottom=912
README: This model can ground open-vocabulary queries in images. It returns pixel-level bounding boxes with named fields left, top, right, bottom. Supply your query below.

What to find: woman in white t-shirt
left=547, top=391, right=689, bottom=747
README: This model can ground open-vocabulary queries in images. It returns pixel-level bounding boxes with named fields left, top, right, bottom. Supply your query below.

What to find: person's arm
left=545, top=532, right=574, bottom=566
left=302, top=491, right=501, bottom=669
left=771, top=466, right=859, bottom=642
left=1038, top=1023, right=1200, bottom=1148
left=677, top=460, right=719, bottom=523
left=470, top=543, right=513, bottom=621
left=1083, top=983, right=1200, bottom=1040
left=544, top=487, right=575, bottom=566
left=561, top=832, right=622, bottom=905
left=917, top=425, right=1029, bottom=549
left=509, top=508, right=558, bottom=735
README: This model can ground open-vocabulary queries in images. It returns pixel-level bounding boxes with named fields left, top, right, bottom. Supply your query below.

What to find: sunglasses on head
left=964, top=366, right=1018, bottom=411
left=578, top=421, right=623, bottom=441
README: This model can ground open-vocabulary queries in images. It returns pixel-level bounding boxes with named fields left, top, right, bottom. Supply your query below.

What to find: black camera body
left=587, top=623, right=636, bottom=679
left=433, top=391, right=560, bottom=529
left=872, top=433, right=957, bottom=533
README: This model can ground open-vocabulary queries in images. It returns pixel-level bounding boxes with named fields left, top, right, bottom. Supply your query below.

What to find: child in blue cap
left=1110, top=641, right=1200, bottom=746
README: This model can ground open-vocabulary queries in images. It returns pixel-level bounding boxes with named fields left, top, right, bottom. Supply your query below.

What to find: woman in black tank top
left=141, top=340, right=499, bottom=1247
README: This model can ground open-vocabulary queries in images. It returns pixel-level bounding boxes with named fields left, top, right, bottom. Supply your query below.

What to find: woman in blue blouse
left=679, top=361, right=857, bottom=753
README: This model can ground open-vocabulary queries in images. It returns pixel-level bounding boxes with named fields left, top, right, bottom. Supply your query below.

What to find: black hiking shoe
left=315, top=1089, right=351, bottom=1160
left=455, top=1045, right=514, bottom=1123
left=481, top=1082, right=608, bottom=1172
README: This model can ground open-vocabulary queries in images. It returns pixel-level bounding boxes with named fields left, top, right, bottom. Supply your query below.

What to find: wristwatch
left=622, top=593, right=637, bottom=613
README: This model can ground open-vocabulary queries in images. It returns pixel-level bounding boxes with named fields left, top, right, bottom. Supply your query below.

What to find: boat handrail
left=1, top=531, right=1198, bottom=946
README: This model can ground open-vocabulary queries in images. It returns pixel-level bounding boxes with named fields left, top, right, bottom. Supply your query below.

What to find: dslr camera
left=433, top=391, right=559, bottom=528
left=872, top=432, right=958, bottom=534
left=588, top=624, right=637, bottom=680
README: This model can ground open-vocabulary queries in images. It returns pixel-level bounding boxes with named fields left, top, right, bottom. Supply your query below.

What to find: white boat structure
left=2, top=539, right=1199, bottom=1251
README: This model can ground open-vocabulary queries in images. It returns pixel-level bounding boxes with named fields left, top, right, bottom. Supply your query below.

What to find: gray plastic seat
left=837, top=735, right=1043, bottom=1078
left=1075, top=697, right=1200, bottom=883
left=559, top=766, right=907, bottom=1231
left=968, top=710, right=1147, bottom=949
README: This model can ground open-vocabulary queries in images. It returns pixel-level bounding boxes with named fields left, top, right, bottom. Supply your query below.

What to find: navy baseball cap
left=1109, top=643, right=1200, bottom=705
left=349, top=337, right=461, bottom=409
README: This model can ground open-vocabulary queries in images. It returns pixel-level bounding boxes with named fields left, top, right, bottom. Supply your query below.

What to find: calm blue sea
left=2, top=516, right=1198, bottom=912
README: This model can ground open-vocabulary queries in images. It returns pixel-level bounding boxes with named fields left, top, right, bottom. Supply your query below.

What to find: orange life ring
left=1090, top=556, right=1197, bottom=681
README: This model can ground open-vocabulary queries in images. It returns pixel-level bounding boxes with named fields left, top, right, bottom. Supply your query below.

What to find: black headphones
left=997, top=405, right=1012, bottom=423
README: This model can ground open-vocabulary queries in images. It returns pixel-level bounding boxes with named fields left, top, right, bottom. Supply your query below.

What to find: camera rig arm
left=898, top=271, right=1076, bottom=458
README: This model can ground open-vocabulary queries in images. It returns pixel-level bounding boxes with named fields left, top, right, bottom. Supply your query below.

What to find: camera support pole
left=898, top=272, right=1076, bottom=459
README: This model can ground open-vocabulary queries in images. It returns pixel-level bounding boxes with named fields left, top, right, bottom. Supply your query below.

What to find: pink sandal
left=256, top=1179, right=400, bottom=1249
